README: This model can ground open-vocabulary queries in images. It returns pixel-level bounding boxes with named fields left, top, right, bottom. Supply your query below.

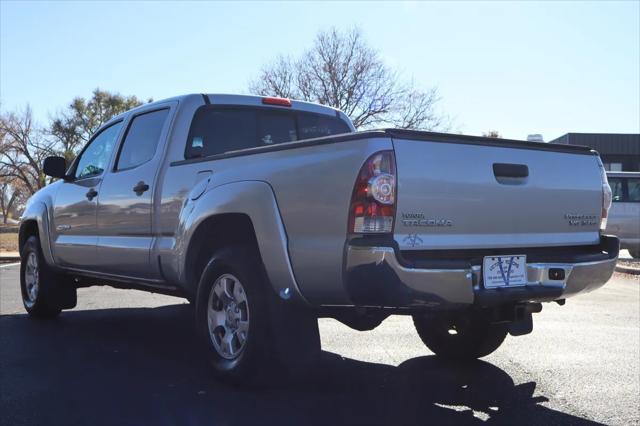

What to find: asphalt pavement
left=0, top=263, right=638, bottom=426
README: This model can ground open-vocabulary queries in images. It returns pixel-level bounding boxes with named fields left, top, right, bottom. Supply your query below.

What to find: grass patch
left=0, top=232, right=18, bottom=252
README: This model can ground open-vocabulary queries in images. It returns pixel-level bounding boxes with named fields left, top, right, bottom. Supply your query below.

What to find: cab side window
left=116, top=109, right=169, bottom=171
left=75, top=122, right=123, bottom=179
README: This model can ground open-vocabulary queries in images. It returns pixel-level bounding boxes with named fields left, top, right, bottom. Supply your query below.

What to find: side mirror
left=43, top=156, right=68, bottom=179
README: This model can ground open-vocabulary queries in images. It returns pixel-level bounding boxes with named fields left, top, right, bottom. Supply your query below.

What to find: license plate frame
left=482, top=255, right=528, bottom=288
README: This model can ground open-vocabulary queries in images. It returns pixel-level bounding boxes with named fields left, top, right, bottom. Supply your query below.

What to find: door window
left=627, top=179, right=640, bottom=202
left=609, top=178, right=625, bottom=202
left=116, top=109, right=169, bottom=170
left=74, top=122, right=123, bottom=179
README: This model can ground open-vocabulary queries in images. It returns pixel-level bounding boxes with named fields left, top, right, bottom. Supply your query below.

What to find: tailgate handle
left=493, top=163, right=529, bottom=178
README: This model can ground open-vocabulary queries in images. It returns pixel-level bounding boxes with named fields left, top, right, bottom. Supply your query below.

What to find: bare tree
left=0, top=181, right=17, bottom=224
left=0, top=178, right=26, bottom=224
left=0, top=107, right=57, bottom=195
left=249, top=28, right=448, bottom=130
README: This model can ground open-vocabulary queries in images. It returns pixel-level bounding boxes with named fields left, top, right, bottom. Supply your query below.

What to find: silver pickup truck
left=20, top=94, right=619, bottom=382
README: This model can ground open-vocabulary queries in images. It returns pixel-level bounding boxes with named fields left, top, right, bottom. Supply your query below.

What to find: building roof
left=550, top=133, right=639, bottom=155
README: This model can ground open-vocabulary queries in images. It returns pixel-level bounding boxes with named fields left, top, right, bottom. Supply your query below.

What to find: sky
left=1, top=1, right=639, bottom=141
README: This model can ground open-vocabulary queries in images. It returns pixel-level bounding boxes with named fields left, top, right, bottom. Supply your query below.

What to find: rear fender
left=176, top=180, right=305, bottom=303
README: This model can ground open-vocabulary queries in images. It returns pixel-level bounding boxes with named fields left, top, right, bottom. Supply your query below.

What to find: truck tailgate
left=392, top=133, right=603, bottom=250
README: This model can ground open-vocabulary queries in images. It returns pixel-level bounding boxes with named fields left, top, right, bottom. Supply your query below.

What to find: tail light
left=349, top=151, right=397, bottom=233
left=596, top=156, right=612, bottom=232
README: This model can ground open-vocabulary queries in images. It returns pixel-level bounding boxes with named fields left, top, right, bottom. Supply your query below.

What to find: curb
left=0, top=253, right=20, bottom=262
left=615, top=265, right=640, bottom=275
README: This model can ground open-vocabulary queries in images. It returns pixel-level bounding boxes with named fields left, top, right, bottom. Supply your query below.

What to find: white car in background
left=606, top=172, right=640, bottom=258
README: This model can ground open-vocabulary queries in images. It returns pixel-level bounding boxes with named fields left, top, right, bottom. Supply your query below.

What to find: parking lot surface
left=1, top=263, right=638, bottom=425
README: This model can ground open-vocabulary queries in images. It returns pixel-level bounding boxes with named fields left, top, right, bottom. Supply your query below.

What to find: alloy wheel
left=24, top=251, right=40, bottom=307
left=207, top=273, right=250, bottom=360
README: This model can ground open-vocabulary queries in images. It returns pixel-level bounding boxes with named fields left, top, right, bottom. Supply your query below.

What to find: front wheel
left=20, top=235, right=76, bottom=318
left=628, top=248, right=640, bottom=259
left=413, top=310, right=508, bottom=361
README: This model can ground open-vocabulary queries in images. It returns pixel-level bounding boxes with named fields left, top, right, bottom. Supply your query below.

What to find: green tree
left=50, top=88, right=147, bottom=161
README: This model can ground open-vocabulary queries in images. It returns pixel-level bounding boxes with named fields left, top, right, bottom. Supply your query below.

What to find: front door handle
left=133, top=181, right=150, bottom=196
left=85, top=188, right=98, bottom=200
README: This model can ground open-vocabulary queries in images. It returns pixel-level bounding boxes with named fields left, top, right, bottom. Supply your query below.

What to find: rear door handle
left=85, top=188, right=98, bottom=200
left=133, top=181, right=150, bottom=196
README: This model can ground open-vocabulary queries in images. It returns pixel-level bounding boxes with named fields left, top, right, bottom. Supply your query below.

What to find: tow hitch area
left=508, top=303, right=543, bottom=336
left=492, top=302, right=543, bottom=336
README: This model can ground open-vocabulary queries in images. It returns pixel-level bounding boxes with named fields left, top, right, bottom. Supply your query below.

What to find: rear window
left=185, top=107, right=350, bottom=159
left=298, top=113, right=352, bottom=139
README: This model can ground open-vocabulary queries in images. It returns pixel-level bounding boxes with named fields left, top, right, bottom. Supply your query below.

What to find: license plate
left=483, top=255, right=527, bottom=288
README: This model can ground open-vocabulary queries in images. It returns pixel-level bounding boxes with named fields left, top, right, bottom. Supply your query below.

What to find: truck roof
left=106, top=93, right=351, bottom=130
left=205, top=94, right=342, bottom=117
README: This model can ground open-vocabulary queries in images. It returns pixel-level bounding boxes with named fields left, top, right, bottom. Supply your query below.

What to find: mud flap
left=56, top=284, right=77, bottom=310
left=268, top=295, right=321, bottom=372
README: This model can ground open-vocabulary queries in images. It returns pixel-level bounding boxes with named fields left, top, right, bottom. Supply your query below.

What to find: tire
left=195, top=245, right=321, bottom=384
left=20, top=235, right=76, bottom=318
left=628, top=248, right=640, bottom=259
left=413, top=310, right=508, bottom=361
left=194, top=245, right=278, bottom=383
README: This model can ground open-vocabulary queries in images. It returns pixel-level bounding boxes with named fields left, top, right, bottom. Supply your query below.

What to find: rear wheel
left=196, top=248, right=268, bottom=382
left=413, top=310, right=508, bottom=361
left=195, top=245, right=320, bottom=384
left=628, top=248, right=640, bottom=259
left=20, top=235, right=76, bottom=318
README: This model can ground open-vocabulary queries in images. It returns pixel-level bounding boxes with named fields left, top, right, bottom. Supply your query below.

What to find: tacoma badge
left=401, top=212, right=453, bottom=227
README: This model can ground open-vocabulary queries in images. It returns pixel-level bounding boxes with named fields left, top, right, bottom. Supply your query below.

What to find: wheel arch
left=184, top=213, right=259, bottom=297
left=18, top=220, right=39, bottom=253
left=18, top=201, right=55, bottom=266
left=176, top=180, right=307, bottom=304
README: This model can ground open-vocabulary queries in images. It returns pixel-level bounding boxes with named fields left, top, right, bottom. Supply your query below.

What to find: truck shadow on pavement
left=0, top=304, right=599, bottom=426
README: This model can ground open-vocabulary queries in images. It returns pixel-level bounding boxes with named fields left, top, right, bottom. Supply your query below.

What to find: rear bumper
left=344, top=236, right=619, bottom=308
